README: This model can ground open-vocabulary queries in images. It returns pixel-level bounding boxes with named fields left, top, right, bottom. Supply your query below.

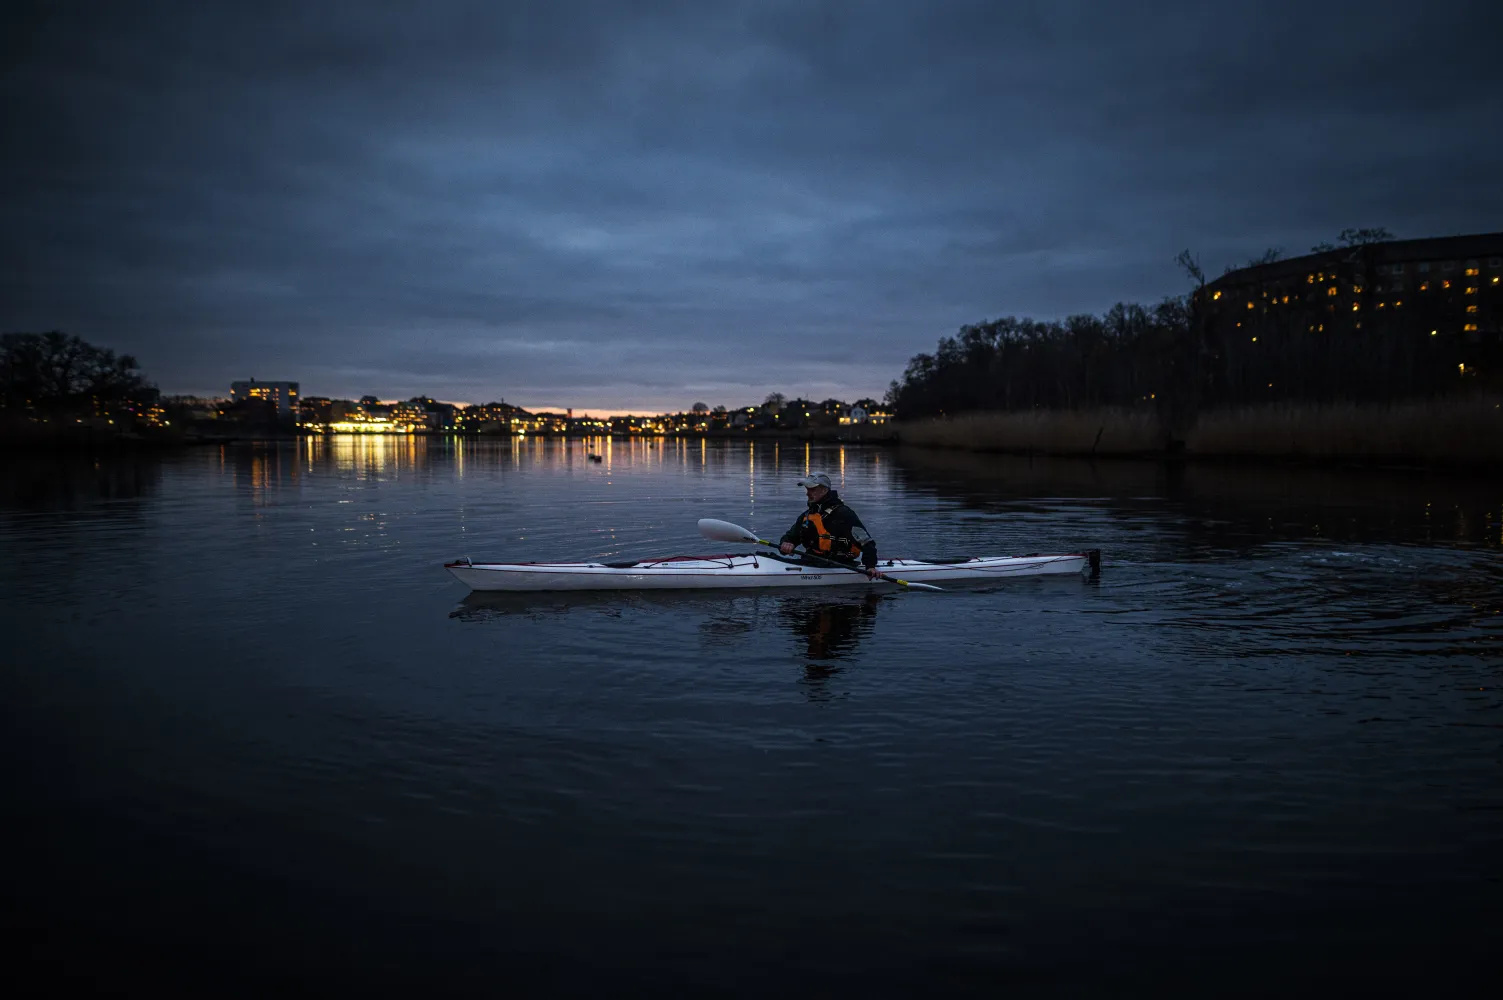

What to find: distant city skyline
left=5, top=1, right=1501, bottom=412
left=204, top=383, right=878, bottom=419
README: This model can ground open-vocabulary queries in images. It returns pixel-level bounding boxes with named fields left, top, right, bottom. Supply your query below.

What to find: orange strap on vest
left=804, top=510, right=862, bottom=557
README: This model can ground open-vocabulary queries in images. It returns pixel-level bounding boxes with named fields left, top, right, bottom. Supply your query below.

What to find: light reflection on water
left=1, top=438, right=1500, bottom=993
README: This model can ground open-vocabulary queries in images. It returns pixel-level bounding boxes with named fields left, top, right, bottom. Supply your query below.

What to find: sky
left=4, top=0, right=1501, bottom=414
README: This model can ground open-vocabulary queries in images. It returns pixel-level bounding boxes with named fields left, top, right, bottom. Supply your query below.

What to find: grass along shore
left=896, top=396, right=1503, bottom=464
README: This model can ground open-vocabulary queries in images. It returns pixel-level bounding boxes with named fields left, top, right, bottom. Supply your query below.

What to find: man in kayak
left=778, top=473, right=881, bottom=579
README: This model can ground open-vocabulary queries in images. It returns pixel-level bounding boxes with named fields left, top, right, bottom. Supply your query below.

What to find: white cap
left=797, top=473, right=832, bottom=488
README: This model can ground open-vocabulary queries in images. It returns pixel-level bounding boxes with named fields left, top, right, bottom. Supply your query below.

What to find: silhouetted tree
left=1175, top=249, right=1206, bottom=287
left=1313, top=227, right=1394, bottom=253
left=1, top=331, right=155, bottom=415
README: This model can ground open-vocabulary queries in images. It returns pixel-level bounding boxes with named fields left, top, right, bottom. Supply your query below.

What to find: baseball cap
left=797, top=473, right=832, bottom=489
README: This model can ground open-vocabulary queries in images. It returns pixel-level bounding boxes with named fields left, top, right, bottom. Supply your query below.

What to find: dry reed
left=896, top=396, right=1503, bottom=463
left=896, top=408, right=1164, bottom=455
left=1184, top=396, right=1503, bottom=463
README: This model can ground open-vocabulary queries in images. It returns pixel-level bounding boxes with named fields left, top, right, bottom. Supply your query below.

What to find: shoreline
left=7, top=398, right=1501, bottom=468
left=0, top=425, right=900, bottom=452
left=892, top=397, right=1503, bottom=469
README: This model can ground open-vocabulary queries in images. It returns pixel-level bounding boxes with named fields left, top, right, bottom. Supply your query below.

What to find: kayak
left=444, top=550, right=1100, bottom=592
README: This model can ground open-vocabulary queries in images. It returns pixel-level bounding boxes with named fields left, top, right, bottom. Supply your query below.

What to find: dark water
left=3, top=437, right=1500, bottom=995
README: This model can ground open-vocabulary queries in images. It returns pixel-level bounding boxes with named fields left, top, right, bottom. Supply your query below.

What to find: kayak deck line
left=444, top=548, right=1102, bottom=593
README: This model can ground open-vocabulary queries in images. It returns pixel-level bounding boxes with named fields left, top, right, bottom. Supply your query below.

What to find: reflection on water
left=3, top=438, right=1502, bottom=992
left=0, top=453, right=162, bottom=513
left=452, top=588, right=887, bottom=701
left=892, top=446, right=1503, bottom=552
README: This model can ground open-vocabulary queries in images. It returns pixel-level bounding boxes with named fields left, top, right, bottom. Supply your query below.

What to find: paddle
left=697, top=518, right=944, bottom=592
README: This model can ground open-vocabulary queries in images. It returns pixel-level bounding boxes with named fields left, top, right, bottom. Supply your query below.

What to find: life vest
left=802, top=509, right=862, bottom=558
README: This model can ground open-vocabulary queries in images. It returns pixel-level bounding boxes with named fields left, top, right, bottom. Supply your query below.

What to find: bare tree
left=1175, top=249, right=1206, bottom=288
left=1340, top=227, right=1394, bottom=247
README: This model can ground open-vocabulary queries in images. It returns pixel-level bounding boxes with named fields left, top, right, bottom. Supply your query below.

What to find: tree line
left=1, top=331, right=155, bottom=415
left=885, top=299, right=1194, bottom=421
left=887, top=228, right=1496, bottom=423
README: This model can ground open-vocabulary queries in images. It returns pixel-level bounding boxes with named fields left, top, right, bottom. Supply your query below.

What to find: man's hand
left=865, top=567, right=882, bottom=581
left=779, top=541, right=795, bottom=555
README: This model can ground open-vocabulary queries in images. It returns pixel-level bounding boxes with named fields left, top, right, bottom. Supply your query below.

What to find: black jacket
left=780, top=490, right=878, bottom=569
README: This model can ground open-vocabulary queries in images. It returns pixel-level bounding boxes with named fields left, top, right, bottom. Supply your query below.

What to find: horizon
left=5, top=1, right=1501, bottom=410
left=168, top=391, right=884, bottom=418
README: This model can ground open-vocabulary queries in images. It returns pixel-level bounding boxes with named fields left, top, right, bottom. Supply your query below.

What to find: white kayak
left=445, top=550, right=1100, bottom=592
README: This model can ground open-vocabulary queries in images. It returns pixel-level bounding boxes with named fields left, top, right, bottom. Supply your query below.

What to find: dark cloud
left=4, top=0, right=1500, bottom=410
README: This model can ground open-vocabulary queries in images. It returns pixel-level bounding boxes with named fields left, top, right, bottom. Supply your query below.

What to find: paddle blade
left=698, top=518, right=760, bottom=544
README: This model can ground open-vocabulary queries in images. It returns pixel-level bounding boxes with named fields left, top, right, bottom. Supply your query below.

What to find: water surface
left=3, top=437, right=1500, bottom=994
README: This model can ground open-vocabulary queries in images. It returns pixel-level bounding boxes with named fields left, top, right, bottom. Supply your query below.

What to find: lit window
left=1306, top=274, right=1315, bottom=284
left=1463, top=323, right=1479, bottom=332
left=1352, top=303, right=1360, bottom=312
left=1282, top=295, right=1289, bottom=304
left=1466, top=286, right=1478, bottom=295
left=1466, top=304, right=1478, bottom=313
left=1247, top=301, right=1254, bottom=310
left=1353, top=285, right=1363, bottom=294
left=1378, top=301, right=1385, bottom=308
left=1442, top=280, right=1452, bottom=289
left=1318, top=324, right=1324, bottom=332
left=1494, top=276, right=1501, bottom=284
left=1396, top=300, right=1403, bottom=307
left=1326, top=286, right=1338, bottom=297
left=1465, top=267, right=1480, bottom=277
left=1420, top=281, right=1429, bottom=291
left=1251, top=336, right=1257, bottom=342
left=1459, top=363, right=1467, bottom=373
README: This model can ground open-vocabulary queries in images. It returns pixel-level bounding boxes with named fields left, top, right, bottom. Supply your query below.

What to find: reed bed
left=896, top=408, right=1165, bottom=456
left=1184, top=397, right=1503, bottom=463
left=896, top=396, right=1503, bottom=464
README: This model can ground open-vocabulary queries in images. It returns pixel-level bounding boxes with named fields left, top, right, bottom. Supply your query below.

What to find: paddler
left=778, top=473, right=881, bottom=580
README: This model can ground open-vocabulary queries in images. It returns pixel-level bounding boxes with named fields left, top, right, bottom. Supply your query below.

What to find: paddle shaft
left=749, top=538, right=942, bottom=591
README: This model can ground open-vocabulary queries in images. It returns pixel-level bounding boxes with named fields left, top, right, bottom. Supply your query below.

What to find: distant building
left=230, top=379, right=299, bottom=418
left=459, top=401, right=531, bottom=434
left=299, top=396, right=333, bottom=427
left=1196, top=232, right=1503, bottom=400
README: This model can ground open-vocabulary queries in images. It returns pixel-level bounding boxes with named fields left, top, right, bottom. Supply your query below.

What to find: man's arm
left=779, top=513, right=805, bottom=548
left=841, top=508, right=879, bottom=570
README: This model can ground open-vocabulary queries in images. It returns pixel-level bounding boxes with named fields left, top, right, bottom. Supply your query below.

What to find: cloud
left=3, top=0, right=1500, bottom=409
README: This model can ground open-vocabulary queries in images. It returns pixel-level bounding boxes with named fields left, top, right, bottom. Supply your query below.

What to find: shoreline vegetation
left=0, top=422, right=901, bottom=450
left=6, top=398, right=1503, bottom=466
left=894, top=396, right=1503, bottom=466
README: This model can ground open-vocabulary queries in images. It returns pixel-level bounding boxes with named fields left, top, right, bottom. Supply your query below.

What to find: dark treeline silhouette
left=1, top=331, right=155, bottom=414
left=887, top=298, right=1193, bottom=421
left=889, top=228, right=1500, bottom=425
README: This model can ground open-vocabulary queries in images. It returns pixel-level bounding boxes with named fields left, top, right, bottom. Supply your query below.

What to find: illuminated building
left=230, top=379, right=299, bottom=418
left=1196, top=232, right=1503, bottom=399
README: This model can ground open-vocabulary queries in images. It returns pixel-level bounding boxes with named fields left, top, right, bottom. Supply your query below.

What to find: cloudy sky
left=4, top=0, right=1500, bottom=413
